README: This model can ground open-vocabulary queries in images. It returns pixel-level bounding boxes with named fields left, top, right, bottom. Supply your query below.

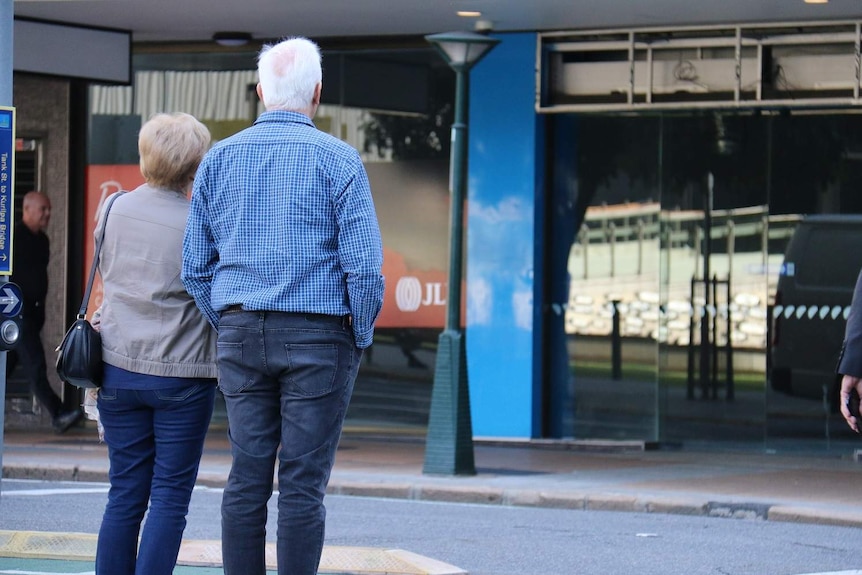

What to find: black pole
left=699, top=173, right=713, bottom=399
left=611, top=299, right=622, bottom=380
left=62, top=80, right=89, bottom=413
left=725, top=277, right=734, bottom=400
left=711, top=274, right=719, bottom=399
left=687, top=276, right=695, bottom=400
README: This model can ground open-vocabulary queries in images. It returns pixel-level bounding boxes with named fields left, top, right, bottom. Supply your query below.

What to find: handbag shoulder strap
left=79, top=191, right=125, bottom=317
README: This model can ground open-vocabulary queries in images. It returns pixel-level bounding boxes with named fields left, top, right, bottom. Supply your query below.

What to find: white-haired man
left=182, top=37, right=384, bottom=575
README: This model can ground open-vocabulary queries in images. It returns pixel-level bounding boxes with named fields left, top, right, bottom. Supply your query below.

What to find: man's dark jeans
left=217, top=310, right=361, bottom=575
left=11, top=311, right=63, bottom=418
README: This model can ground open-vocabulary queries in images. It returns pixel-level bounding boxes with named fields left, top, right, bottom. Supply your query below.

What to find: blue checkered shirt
left=182, top=110, right=385, bottom=348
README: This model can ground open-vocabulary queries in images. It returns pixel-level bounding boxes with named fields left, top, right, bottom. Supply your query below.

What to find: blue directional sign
left=0, top=107, right=14, bottom=276
left=0, top=282, right=22, bottom=318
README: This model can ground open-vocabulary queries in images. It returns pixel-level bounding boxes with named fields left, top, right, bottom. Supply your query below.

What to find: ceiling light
left=457, top=11, right=482, bottom=17
left=803, top=0, right=828, bottom=4
left=212, top=32, right=252, bottom=47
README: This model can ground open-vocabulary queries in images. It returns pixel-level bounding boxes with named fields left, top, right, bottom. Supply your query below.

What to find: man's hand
left=839, top=374, right=862, bottom=433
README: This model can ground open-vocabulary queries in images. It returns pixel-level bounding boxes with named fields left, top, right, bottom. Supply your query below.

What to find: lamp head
left=425, top=30, right=500, bottom=72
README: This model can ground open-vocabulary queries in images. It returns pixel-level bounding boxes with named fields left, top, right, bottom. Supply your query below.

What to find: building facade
left=9, top=18, right=862, bottom=452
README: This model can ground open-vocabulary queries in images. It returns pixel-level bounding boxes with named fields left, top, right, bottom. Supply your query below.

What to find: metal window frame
left=537, top=20, right=862, bottom=113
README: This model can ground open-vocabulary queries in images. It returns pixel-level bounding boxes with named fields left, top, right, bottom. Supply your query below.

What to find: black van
left=770, top=215, right=862, bottom=404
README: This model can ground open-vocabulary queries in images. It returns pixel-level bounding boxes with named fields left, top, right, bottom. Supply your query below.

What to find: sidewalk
left=5, top=423, right=862, bottom=573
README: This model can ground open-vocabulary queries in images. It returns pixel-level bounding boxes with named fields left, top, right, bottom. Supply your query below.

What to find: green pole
left=423, top=65, right=476, bottom=476
left=446, top=68, right=467, bottom=333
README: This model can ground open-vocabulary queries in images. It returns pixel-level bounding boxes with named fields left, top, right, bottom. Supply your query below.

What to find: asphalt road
left=2, top=478, right=862, bottom=575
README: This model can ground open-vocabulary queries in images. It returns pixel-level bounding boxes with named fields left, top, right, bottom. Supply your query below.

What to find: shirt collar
left=254, top=110, right=315, bottom=129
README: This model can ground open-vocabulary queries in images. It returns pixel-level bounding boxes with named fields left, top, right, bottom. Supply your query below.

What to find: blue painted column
left=466, top=33, right=542, bottom=438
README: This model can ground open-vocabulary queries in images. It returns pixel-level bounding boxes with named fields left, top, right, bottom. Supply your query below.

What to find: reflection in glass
left=562, top=116, right=661, bottom=440
left=656, top=114, right=769, bottom=446
left=85, top=44, right=862, bottom=448
left=554, top=111, right=862, bottom=450
left=766, top=114, right=862, bottom=450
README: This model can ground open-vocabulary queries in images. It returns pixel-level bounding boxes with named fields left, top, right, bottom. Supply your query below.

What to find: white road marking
left=0, top=571, right=94, bottom=574
left=1, top=480, right=219, bottom=497
left=1, top=488, right=109, bottom=496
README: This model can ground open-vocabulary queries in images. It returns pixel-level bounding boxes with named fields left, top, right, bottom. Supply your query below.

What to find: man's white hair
left=257, top=37, right=322, bottom=111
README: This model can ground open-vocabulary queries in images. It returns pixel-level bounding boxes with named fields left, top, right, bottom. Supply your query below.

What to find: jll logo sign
left=395, top=276, right=446, bottom=312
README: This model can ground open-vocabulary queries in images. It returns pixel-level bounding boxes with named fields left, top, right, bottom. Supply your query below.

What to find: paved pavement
left=4, top=422, right=862, bottom=574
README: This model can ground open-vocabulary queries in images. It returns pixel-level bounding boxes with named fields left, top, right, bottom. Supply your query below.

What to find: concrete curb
left=767, top=506, right=862, bottom=528
left=3, top=463, right=108, bottom=483
left=7, top=462, right=862, bottom=532
left=326, top=477, right=862, bottom=528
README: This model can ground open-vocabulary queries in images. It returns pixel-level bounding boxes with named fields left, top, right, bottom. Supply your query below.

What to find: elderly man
left=9, top=191, right=83, bottom=433
left=183, top=36, right=384, bottom=575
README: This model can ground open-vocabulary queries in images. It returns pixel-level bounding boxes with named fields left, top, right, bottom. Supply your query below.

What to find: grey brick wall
left=10, top=74, right=72, bottom=425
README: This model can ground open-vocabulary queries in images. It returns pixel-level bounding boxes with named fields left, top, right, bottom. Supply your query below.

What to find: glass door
left=554, top=115, right=662, bottom=440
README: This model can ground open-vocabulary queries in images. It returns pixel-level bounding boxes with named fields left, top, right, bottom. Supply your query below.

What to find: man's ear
left=312, top=82, right=322, bottom=106
left=256, top=83, right=264, bottom=102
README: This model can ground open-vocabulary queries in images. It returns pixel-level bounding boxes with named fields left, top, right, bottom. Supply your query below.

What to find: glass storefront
left=555, top=111, right=862, bottom=451
left=80, top=38, right=862, bottom=448
left=86, top=45, right=455, bottom=435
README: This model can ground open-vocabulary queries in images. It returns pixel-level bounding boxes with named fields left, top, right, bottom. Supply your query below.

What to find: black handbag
left=55, top=191, right=124, bottom=389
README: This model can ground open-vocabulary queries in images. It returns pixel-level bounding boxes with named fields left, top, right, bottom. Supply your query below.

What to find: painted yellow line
left=0, top=531, right=465, bottom=575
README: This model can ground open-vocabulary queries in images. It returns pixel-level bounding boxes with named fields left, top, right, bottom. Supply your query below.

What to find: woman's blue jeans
left=95, top=382, right=215, bottom=575
left=217, top=310, right=361, bottom=575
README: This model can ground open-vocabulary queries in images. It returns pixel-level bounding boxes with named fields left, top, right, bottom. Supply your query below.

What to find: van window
left=796, top=227, right=862, bottom=289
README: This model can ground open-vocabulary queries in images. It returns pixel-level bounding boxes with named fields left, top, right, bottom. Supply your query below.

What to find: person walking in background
left=94, top=113, right=218, bottom=575
left=9, top=190, right=83, bottom=433
left=182, top=36, right=384, bottom=575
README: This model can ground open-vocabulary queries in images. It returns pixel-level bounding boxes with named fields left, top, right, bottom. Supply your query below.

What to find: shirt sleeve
left=335, top=154, right=385, bottom=349
left=840, top=268, right=862, bottom=377
left=182, top=166, right=221, bottom=330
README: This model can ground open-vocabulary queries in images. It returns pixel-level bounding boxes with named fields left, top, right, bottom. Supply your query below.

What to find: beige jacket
left=96, top=185, right=218, bottom=378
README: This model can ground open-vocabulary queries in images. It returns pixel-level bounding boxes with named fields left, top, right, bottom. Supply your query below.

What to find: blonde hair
left=139, top=113, right=211, bottom=191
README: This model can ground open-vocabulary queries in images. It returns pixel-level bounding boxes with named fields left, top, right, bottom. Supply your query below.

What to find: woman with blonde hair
left=94, top=112, right=217, bottom=575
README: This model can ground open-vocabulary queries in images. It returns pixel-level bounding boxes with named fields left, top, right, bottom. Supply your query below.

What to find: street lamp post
left=422, top=31, right=499, bottom=476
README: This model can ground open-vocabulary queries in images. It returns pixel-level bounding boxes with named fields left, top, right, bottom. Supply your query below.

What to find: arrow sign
left=0, top=282, right=22, bottom=317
